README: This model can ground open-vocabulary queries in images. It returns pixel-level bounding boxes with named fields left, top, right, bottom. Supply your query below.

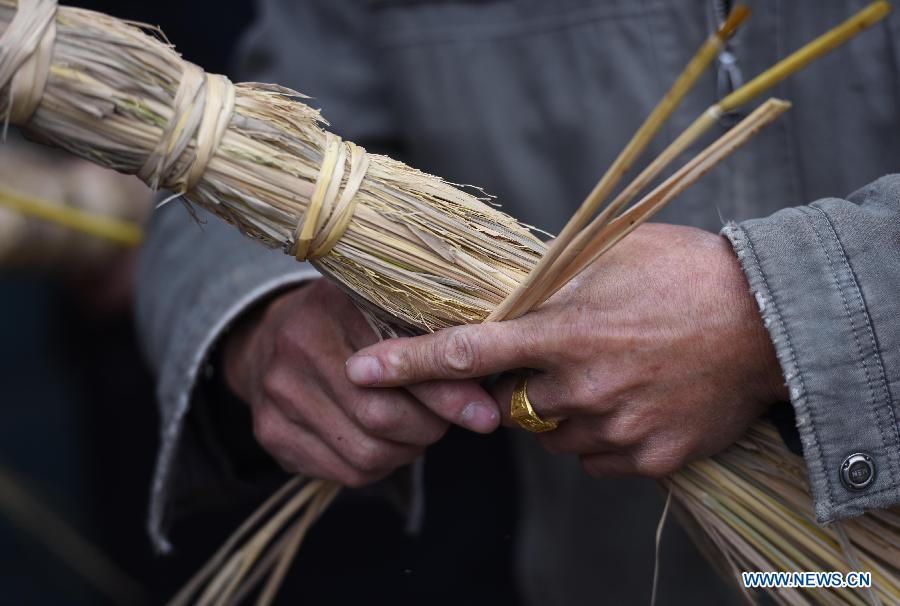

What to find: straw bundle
left=1, top=1, right=898, bottom=605
left=0, top=0, right=545, bottom=334
left=668, top=422, right=900, bottom=606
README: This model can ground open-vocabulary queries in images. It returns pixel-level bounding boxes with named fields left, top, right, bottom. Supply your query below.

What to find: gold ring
left=510, top=376, right=559, bottom=433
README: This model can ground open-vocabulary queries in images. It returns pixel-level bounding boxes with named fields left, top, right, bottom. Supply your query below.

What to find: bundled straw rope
left=2, top=1, right=898, bottom=605
left=0, top=0, right=546, bottom=334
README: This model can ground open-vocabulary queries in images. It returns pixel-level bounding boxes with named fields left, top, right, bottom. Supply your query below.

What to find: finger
left=290, top=399, right=424, bottom=476
left=580, top=453, right=637, bottom=478
left=345, top=321, right=543, bottom=387
left=294, top=279, right=380, bottom=352
left=334, top=295, right=381, bottom=351
left=268, top=379, right=424, bottom=475
left=538, top=417, right=615, bottom=455
left=253, top=403, right=380, bottom=486
left=320, top=361, right=450, bottom=445
left=489, top=372, right=575, bottom=426
left=405, top=379, right=500, bottom=434
left=349, top=388, right=449, bottom=446
left=487, top=374, right=520, bottom=427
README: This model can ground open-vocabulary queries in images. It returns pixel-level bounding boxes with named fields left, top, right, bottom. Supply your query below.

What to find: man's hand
left=222, top=279, right=500, bottom=487
left=345, top=224, right=788, bottom=478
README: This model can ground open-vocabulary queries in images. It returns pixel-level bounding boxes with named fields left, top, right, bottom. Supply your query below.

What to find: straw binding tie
left=1, top=0, right=369, bottom=261
left=138, top=63, right=236, bottom=193
left=0, top=0, right=57, bottom=130
left=1, top=0, right=237, bottom=194
left=290, top=133, right=370, bottom=262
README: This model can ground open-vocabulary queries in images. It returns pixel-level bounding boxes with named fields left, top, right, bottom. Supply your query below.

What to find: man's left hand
left=345, top=223, right=788, bottom=478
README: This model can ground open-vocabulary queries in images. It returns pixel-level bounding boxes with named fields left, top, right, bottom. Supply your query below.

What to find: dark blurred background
left=0, top=2, right=519, bottom=605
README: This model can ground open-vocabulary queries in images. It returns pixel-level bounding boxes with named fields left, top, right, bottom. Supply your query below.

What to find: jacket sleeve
left=723, top=174, right=900, bottom=524
left=137, top=0, right=398, bottom=552
left=137, top=203, right=319, bottom=552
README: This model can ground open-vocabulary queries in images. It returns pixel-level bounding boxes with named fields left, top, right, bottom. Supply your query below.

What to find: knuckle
left=439, top=329, right=479, bottom=375
left=252, top=408, right=279, bottom=449
left=356, top=398, right=399, bottom=434
left=253, top=410, right=306, bottom=473
left=605, top=433, right=633, bottom=449
left=272, top=329, right=315, bottom=368
left=565, top=386, right=589, bottom=412
left=271, top=328, right=298, bottom=358
left=609, top=415, right=644, bottom=447
left=569, top=377, right=607, bottom=411
left=517, top=324, right=545, bottom=358
left=349, top=440, right=388, bottom=473
left=382, top=341, right=411, bottom=379
left=260, top=372, right=289, bottom=404
left=635, top=450, right=681, bottom=478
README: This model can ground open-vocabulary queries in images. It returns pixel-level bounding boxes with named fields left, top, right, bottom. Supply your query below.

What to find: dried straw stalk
left=516, top=0, right=894, bottom=312
left=668, top=423, right=900, bottom=606
left=0, top=186, right=143, bottom=246
left=0, top=140, right=147, bottom=268
left=0, top=0, right=546, bottom=333
left=1, top=1, right=897, bottom=605
left=485, top=4, right=749, bottom=322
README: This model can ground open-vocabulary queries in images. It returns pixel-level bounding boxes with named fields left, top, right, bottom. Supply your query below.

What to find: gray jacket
left=136, top=0, right=900, bottom=603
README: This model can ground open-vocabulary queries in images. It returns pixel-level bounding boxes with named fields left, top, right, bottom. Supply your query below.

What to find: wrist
left=221, top=302, right=265, bottom=404
left=719, top=235, right=788, bottom=406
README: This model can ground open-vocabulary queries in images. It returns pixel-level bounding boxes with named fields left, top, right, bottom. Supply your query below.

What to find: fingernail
left=346, top=356, right=382, bottom=385
left=461, top=402, right=499, bottom=433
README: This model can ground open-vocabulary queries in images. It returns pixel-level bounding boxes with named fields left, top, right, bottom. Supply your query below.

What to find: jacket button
left=840, top=453, right=875, bottom=490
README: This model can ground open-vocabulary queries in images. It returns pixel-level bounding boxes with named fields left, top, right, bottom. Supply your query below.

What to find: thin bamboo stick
left=718, top=1, right=891, bottom=114
left=542, top=0, right=892, bottom=299
left=540, top=99, right=789, bottom=302
left=0, top=186, right=142, bottom=245
left=484, top=4, right=750, bottom=323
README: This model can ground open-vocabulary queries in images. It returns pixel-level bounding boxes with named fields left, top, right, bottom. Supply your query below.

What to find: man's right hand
left=222, top=279, right=500, bottom=487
